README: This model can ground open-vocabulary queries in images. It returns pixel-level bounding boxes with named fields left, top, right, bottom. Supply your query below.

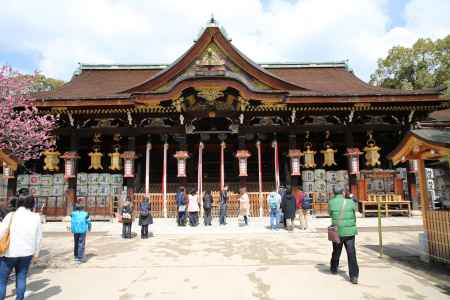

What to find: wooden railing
left=424, top=210, right=450, bottom=264
left=133, top=192, right=270, bottom=218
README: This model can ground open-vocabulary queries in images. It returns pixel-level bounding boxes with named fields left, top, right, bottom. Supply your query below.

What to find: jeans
left=141, top=225, right=149, bottom=238
left=269, top=208, right=279, bottom=229
left=0, top=256, right=33, bottom=300
left=330, top=235, right=359, bottom=279
left=243, top=215, right=248, bottom=225
left=219, top=204, right=227, bottom=225
left=189, top=212, right=198, bottom=226
left=178, top=211, right=186, bottom=226
left=122, top=223, right=132, bottom=238
left=73, top=233, right=86, bottom=259
left=203, top=208, right=212, bottom=225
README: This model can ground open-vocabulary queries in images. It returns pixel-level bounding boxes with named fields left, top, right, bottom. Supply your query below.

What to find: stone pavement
left=5, top=216, right=449, bottom=300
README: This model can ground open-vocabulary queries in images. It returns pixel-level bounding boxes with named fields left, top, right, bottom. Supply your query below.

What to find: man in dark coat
left=281, top=185, right=296, bottom=231
left=138, top=197, right=153, bottom=239
left=176, top=187, right=186, bottom=226
left=219, top=185, right=229, bottom=225
left=203, top=190, right=213, bottom=226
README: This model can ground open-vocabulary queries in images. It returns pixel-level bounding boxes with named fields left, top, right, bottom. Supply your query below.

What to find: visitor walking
left=0, top=193, right=42, bottom=300
left=329, top=184, right=359, bottom=284
left=278, top=186, right=286, bottom=227
left=70, top=203, right=92, bottom=263
left=176, top=187, right=187, bottom=226
left=121, top=199, right=133, bottom=239
left=188, top=189, right=200, bottom=226
left=138, top=197, right=153, bottom=239
left=281, top=186, right=296, bottom=231
left=203, top=190, right=213, bottom=226
left=299, top=193, right=312, bottom=230
left=238, top=187, right=250, bottom=226
left=219, top=185, right=229, bottom=225
left=267, top=191, right=281, bottom=230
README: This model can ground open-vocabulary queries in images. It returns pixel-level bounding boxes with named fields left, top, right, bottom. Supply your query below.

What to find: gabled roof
left=36, top=20, right=445, bottom=104
left=122, top=25, right=305, bottom=93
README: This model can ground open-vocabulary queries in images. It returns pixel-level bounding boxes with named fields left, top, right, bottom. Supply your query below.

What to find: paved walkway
left=14, top=227, right=448, bottom=300
left=43, top=215, right=424, bottom=235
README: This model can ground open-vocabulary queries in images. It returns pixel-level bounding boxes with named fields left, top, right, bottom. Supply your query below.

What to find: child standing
left=71, top=203, right=92, bottom=263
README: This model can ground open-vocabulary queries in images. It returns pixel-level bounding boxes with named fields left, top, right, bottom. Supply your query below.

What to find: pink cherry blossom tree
left=0, top=65, right=57, bottom=162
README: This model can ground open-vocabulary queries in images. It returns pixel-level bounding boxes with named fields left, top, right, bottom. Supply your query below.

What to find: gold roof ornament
left=197, top=87, right=224, bottom=104
left=172, top=97, right=185, bottom=112
left=43, top=149, right=61, bottom=172
left=238, top=96, right=249, bottom=112
left=364, top=131, right=381, bottom=167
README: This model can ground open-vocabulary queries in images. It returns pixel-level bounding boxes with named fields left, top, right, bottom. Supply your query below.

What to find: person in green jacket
left=328, top=184, right=359, bottom=284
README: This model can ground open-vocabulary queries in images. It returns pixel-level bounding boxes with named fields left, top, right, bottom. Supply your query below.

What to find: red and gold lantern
left=120, top=151, right=137, bottom=178
left=2, top=162, right=14, bottom=179
left=235, top=150, right=251, bottom=177
left=344, top=148, right=362, bottom=175
left=174, top=151, right=190, bottom=177
left=61, top=152, right=80, bottom=179
left=288, top=149, right=303, bottom=176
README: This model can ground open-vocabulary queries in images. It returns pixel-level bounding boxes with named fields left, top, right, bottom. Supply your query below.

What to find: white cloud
left=0, top=0, right=448, bottom=81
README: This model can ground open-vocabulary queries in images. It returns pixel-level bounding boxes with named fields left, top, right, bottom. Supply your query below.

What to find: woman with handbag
left=0, top=193, right=42, bottom=300
left=328, top=184, right=359, bottom=284
left=121, top=199, right=134, bottom=239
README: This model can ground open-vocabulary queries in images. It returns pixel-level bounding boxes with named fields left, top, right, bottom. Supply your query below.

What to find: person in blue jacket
left=71, top=203, right=92, bottom=263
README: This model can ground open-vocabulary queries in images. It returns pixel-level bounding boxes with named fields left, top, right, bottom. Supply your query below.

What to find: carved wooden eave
left=388, top=130, right=450, bottom=165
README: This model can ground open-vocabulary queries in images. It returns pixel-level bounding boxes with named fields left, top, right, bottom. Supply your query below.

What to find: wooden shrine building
left=15, top=19, right=448, bottom=218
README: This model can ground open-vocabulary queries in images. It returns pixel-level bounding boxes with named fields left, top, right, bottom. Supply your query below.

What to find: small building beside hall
left=7, top=19, right=448, bottom=219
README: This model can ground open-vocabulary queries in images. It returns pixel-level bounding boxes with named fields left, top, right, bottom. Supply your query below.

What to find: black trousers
left=122, top=223, right=132, bottom=238
left=141, top=225, right=149, bottom=238
left=330, top=235, right=359, bottom=279
left=203, top=208, right=212, bottom=225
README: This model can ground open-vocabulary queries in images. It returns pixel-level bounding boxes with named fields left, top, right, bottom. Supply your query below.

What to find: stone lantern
left=235, top=150, right=251, bottom=177
left=174, top=151, right=190, bottom=177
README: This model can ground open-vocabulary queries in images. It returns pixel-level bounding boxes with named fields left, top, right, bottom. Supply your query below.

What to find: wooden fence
left=423, top=210, right=450, bottom=264
left=133, top=192, right=270, bottom=218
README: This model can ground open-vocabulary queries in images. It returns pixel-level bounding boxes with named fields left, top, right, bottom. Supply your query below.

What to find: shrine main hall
left=17, top=19, right=447, bottom=218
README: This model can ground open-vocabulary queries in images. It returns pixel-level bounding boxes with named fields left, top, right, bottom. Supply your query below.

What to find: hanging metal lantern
left=2, top=162, right=14, bottom=179
left=363, top=132, right=381, bottom=167
left=408, top=159, right=418, bottom=173
left=344, top=148, right=362, bottom=175
left=303, top=143, right=317, bottom=169
left=235, top=150, right=251, bottom=177
left=88, top=147, right=103, bottom=170
left=108, top=147, right=122, bottom=171
left=121, top=151, right=137, bottom=178
left=43, top=150, right=61, bottom=172
left=174, top=151, right=190, bottom=177
left=61, top=152, right=80, bottom=179
left=288, top=149, right=303, bottom=176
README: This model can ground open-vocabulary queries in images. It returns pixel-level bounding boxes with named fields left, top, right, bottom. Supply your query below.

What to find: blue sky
left=0, top=0, right=448, bottom=82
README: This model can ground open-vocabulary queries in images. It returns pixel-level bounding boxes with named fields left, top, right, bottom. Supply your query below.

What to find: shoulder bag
left=0, top=213, right=14, bottom=255
left=327, top=199, right=347, bottom=243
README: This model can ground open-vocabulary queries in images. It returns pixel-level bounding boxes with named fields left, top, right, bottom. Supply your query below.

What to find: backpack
left=140, top=202, right=150, bottom=217
left=269, top=193, right=278, bottom=209
left=302, top=195, right=312, bottom=210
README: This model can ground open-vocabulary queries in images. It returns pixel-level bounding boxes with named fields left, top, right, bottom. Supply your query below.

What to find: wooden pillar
left=407, top=161, right=419, bottom=210
left=145, top=135, right=151, bottom=195
left=125, top=136, right=136, bottom=199
left=238, top=135, right=247, bottom=190
left=289, top=134, right=299, bottom=188
left=65, top=134, right=79, bottom=215
left=417, top=159, right=429, bottom=216
left=345, top=128, right=358, bottom=195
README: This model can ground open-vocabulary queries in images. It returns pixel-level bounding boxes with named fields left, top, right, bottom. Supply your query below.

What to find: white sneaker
left=24, top=290, right=33, bottom=298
